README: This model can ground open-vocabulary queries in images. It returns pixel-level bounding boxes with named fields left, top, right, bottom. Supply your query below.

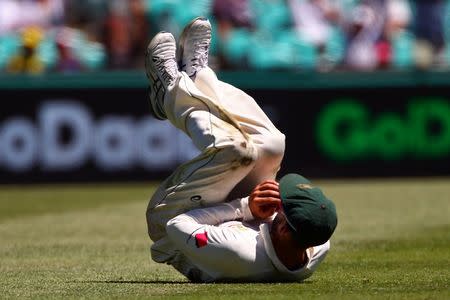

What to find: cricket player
left=145, top=17, right=337, bottom=282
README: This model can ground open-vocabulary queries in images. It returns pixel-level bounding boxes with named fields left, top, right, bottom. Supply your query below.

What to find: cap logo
left=297, top=184, right=313, bottom=190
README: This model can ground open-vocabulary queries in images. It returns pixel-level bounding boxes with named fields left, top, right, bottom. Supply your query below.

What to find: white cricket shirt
left=166, top=197, right=330, bottom=282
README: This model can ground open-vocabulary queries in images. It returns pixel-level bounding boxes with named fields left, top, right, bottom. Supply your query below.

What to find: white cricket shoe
left=145, top=32, right=179, bottom=120
left=177, top=17, right=212, bottom=78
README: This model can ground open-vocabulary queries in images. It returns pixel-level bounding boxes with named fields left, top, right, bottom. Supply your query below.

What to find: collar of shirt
left=259, top=223, right=311, bottom=274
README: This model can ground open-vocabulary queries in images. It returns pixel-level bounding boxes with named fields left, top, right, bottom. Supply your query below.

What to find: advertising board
left=0, top=77, right=448, bottom=182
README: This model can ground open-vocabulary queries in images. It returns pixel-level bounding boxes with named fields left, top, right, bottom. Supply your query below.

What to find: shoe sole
left=177, top=17, right=209, bottom=71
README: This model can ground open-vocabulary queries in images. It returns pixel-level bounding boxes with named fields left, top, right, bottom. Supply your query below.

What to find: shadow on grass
left=77, top=280, right=190, bottom=284
left=75, top=279, right=313, bottom=285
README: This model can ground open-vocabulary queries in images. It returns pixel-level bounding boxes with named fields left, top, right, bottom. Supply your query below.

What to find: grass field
left=0, top=178, right=449, bottom=299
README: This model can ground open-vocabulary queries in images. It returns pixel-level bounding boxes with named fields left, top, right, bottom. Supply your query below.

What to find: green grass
left=0, top=179, right=449, bottom=299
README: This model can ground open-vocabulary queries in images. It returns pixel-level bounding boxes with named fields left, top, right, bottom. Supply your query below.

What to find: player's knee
left=146, top=209, right=160, bottom=241
left=273, top=131, right=286, bottom=157
left=146, top=200, right=169, bottom=242
left=222, top=137, right=258, bottom=167
left=260, top=131, right=285, bottom=160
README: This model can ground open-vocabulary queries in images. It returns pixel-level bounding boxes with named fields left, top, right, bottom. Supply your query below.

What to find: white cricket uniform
left=165, top=197, right=330, bottom=282
left=146, top=67, right=285, bottom=268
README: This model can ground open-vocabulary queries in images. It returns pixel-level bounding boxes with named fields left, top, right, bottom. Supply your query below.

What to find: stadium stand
left=0, top=0, right=449, bottom=73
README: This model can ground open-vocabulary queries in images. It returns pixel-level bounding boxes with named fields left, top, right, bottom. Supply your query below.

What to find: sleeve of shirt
left=165, top=197, right=256, bottom=279
left=309, top=240, right=330, bottom=269
left=303, top=240, right=330, bottom=278
left=167, top=196, right=254, bottom=229
left=278, top=240, right=331, bottom=282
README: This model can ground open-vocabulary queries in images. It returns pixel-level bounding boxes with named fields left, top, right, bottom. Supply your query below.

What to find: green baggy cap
left=279, top=173, right=338, bottom=248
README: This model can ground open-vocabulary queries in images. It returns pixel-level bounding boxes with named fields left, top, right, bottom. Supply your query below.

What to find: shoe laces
left=192, top=38, right=210, bottom=69
left=153, top=55, right=178, bottom=85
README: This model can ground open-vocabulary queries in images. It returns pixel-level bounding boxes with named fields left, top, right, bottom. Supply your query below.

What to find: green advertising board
left=317, top=99, right=450, bottom=161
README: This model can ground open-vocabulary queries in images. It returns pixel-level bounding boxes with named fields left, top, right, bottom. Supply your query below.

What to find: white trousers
left=146, top=67, right=285, bottom=264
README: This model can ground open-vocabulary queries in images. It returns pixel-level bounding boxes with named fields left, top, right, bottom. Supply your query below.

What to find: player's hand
left=249, top=180, right=281, bottom=220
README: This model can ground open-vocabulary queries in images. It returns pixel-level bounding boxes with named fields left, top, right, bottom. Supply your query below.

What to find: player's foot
left=177, top=17, right=212, bottom=78
left=145, top=32, right=179, bottom=120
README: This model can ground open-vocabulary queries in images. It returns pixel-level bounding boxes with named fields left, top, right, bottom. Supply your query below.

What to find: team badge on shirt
left=195, top=231, right=208, bottom=248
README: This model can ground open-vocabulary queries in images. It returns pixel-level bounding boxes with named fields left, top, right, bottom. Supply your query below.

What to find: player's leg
left=176, top=19, right=282, bottom=144
left=211, top=74, right=286, bottom=199
left=190, top=67, right=285, bottom=199
left=145, top=31, right=257, bottom=244
left=146, top=108, right=257, bottom=241
left=178, top=19, right=285, bottom=198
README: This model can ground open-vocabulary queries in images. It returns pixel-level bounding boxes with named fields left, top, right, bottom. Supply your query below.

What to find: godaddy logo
left=0, top=101, right=199, bottom=172
left=316, top=99, right=450, bottom=161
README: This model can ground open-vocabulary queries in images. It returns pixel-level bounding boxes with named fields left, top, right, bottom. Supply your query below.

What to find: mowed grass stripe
left=0, top=183, right=155, bottom=222
left=0, top=199, right=192, bottom=299
left=0, top=179, right=449, bottom=299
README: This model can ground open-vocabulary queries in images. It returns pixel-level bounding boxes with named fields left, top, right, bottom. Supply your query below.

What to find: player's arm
left=166, top=179, right=281, bottom=235
left=165, top=196, right=255, bottom=263
left=166, top=197, right=253, bottom=236
left=165, top=198, right=255, bottom=279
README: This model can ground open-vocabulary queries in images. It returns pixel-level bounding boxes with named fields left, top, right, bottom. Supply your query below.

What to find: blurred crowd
left=0, top=0, right=449, bottom=74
